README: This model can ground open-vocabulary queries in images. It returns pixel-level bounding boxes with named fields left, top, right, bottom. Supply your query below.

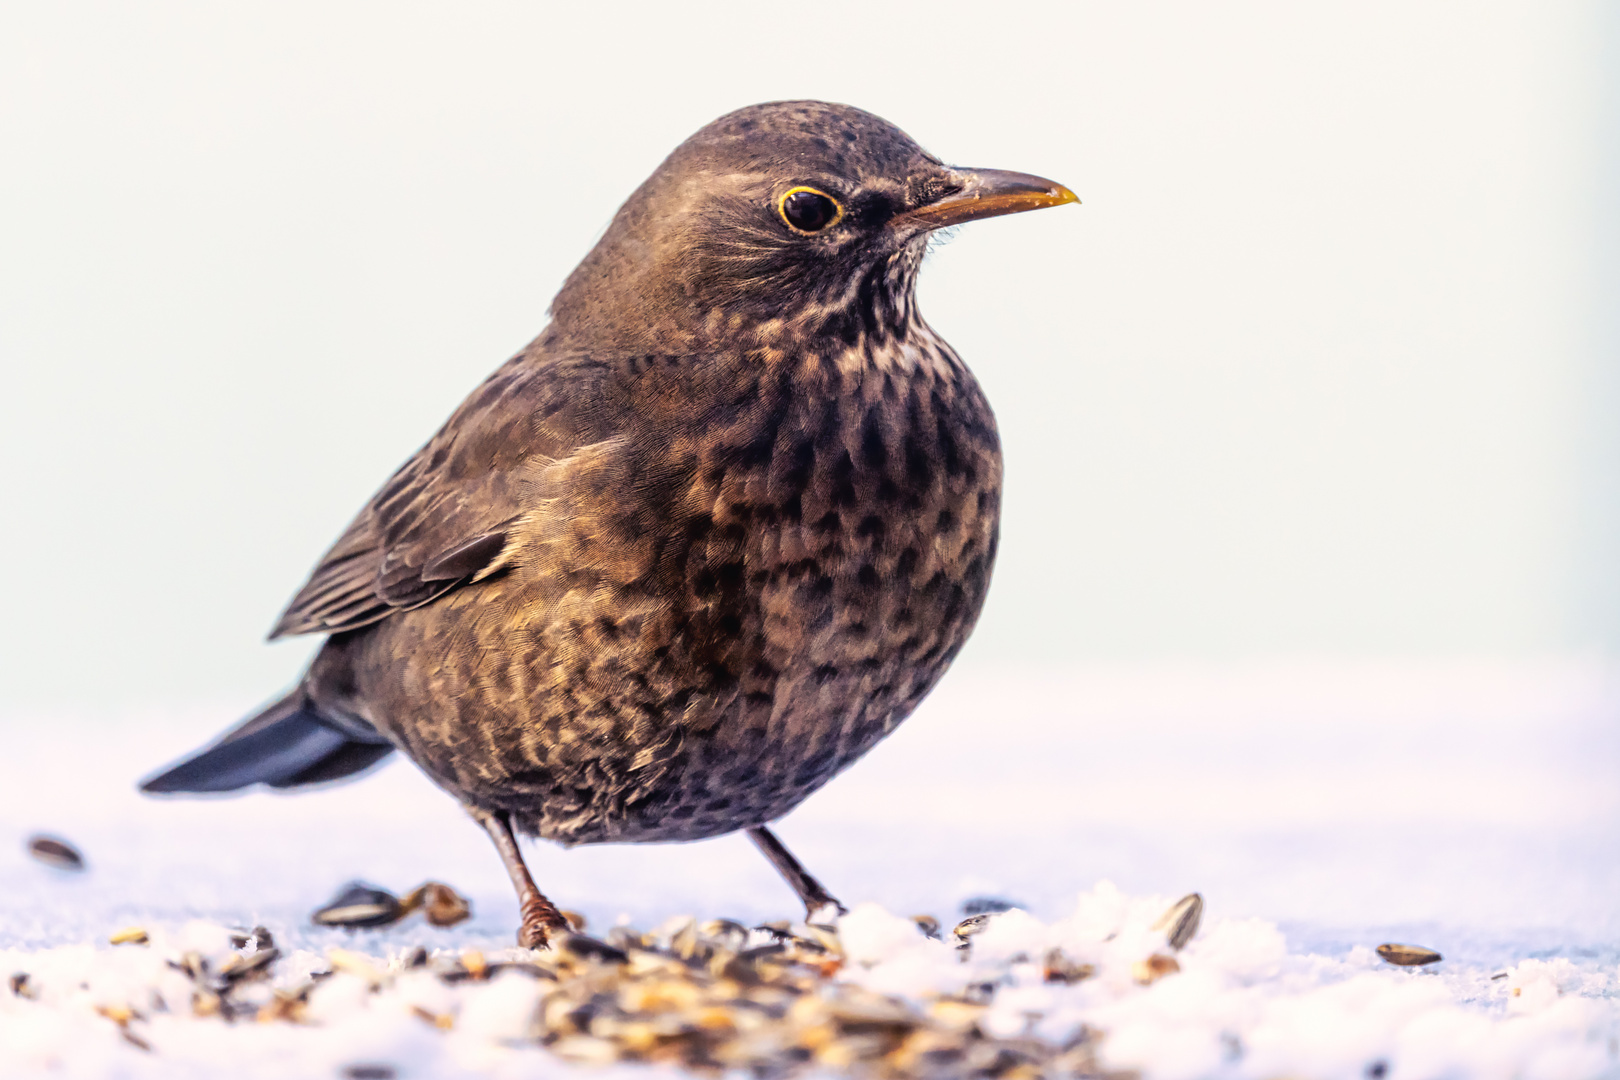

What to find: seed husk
left=9, top=972, right=34, bottom=999
left=109, top=926, right=150, bottom=946
left=26, top=835, right=84, bottom=871
left=412, top=1005, right=455, bottom=1030
left=1043, top=948, right=1094, bottom=985
left=699, top=919, right=749, bottom=951
left=312, top=882, right=404, bottom=928
left=1131, top=953, right=1181, bottom=985
left=1377, top=943, right=1442, bottom=967
left=399, top=882, right=472, bottom=927
left=1151, top=893, right=1204, bottom=951
left=952, top=914, right=993, bottom=940
left=911, top=915, right=941, bottom=940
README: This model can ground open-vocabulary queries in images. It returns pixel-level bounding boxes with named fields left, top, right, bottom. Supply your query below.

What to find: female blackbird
left=143, top=101, right=1076, bottom=947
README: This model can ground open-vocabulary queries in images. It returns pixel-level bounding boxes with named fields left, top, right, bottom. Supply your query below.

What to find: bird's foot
left=517, top=896, right=570, bottom=950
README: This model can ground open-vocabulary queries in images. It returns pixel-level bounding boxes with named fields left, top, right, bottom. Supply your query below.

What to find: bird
left=141, top=101, right=1076, bottom=948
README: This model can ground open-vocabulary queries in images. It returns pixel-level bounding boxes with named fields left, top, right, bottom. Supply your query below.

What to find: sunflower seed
left=1377, top=943, right=1442, bottom=967
left=1151, top=893, right=1203, bottom=951
left=340, top=1065, right=396, bottom=1080
left=217, top=947, right=279, bottom=983
left=26, top=835, right=84, bottom=871
left=312, top=882, right=404, bottom=928
left=560, top=933, right=629, bottom=965
left=960, top=896, right=1020, bottom=916
left=911, top=915, right=942, bottom=939
left=9, top=973, right=34, bottom=999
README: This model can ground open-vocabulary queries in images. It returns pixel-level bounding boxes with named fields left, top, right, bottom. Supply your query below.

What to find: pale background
left=2, top=0, right=1616, bottom=706
left=1, top=0, right=1617, bottom=943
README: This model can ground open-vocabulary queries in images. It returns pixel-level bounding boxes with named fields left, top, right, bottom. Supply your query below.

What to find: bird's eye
left=778, top=187, right=843, bottom=234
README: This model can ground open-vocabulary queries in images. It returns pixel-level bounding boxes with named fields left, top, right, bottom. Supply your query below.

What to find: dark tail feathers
left=140, top=688, right=394, bottom=794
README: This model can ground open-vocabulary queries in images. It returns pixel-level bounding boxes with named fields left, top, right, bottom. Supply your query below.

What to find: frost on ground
left=2, top=661, right=1619, bottom=1078
left=2, top=885, right=1617, bottom=1080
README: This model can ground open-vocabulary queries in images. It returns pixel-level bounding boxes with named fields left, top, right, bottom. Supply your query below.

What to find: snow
left=2, top=660, right=1618, bottom=1078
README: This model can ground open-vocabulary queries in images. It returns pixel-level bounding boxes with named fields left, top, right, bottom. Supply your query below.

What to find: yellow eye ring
left=778, top=186, right=844, bottom=234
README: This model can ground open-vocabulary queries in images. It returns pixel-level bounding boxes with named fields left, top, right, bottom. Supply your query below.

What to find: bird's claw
left=805, top=898, right=849, bottom=928
left=517, top=899, right=570, bottom=950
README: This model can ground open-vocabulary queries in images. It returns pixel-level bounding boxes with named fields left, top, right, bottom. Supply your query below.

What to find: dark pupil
left=784, top=190, right=837, bottom=232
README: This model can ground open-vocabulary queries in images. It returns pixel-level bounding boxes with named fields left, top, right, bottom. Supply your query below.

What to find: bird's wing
left=269, top=351, right=605, bottom=639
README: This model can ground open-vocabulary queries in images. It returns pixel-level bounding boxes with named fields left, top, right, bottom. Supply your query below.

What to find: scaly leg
left=748, top=824, right=848, bottom=924
left=469, top=807, right=568, bottom=949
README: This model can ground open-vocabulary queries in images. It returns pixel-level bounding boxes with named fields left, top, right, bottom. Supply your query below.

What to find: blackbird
left=142, top=101, right=1076, bottom=947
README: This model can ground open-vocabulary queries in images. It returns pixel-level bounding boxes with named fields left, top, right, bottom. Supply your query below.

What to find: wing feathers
left=267, top=354, right=595, bottom=639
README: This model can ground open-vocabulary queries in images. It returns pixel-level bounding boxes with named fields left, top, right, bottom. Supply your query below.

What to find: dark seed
left=558, top=933, right=629, bottom=965
left=229, top=926, right=274, bottom=952
left=312, top=882, right=404, bottom=928
left=340, top=1066, right=396, bottom=1080
left=9, top=972, right=34, bottom=999
left=217, top=947, right=279, bottom=983
left=1490, top=971, right=1509, bottom=980
left=911, top=915, right=941, bottom=939
left=960, top=896, right=1019, bottom=916
left=1377, top=943, right=1442, bottom=967
left=26, top=835, right=84, bottom=871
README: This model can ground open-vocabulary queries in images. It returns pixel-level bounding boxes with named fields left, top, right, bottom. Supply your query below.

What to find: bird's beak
left=898, top=168, right=1078, bottom=231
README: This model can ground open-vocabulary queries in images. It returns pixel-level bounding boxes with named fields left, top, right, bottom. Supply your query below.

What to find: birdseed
left=1377, top=943, right=1442, bottom=967
left=312, top=882, right=405, bottom=928
left=75, top=912, right=1125, bottom=1078
left=26, top=834, right=85, bottom=871
left=1151, top=892, right=1203, bottom=951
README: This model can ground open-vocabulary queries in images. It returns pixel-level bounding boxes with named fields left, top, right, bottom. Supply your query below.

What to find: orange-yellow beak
left=898, top=168, right=1078, bottom=230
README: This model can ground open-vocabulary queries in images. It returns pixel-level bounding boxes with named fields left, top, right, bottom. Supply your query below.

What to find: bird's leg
left=469, top=807, right=568, bottom=949
left=747, top=825, right=848, bottom=925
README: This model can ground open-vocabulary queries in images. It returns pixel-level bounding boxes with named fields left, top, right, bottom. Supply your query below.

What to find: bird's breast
left=666, top=335, right=1004, bottom=725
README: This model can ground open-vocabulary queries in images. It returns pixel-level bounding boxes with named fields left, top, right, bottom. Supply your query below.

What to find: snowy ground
left=2, top=660, right=1618, bottom=1078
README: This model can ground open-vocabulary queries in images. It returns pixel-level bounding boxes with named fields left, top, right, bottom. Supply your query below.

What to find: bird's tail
left=140, top=688, right=394, bottom=794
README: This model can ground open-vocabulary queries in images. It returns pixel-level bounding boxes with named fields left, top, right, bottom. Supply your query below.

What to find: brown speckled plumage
left=143, top=101, right=1075, bottom=944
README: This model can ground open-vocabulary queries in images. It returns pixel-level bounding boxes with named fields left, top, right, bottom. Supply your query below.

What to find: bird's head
left=548, top=101, right=1076, bottom=353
